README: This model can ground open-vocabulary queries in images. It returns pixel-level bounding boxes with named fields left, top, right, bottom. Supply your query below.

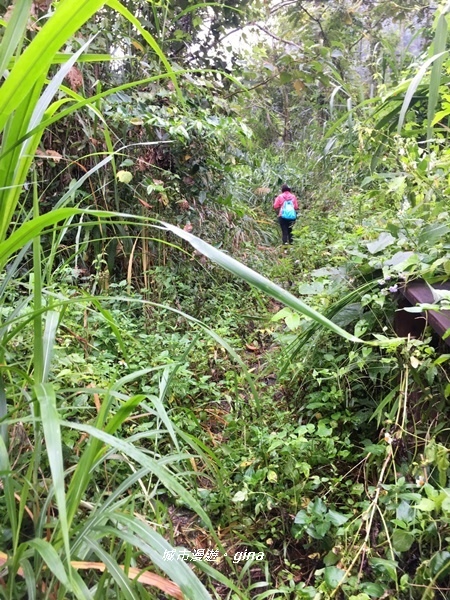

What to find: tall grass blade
left=28, top=538, right=72, bottom=590
left=427, top=13, right=448, bottom=145
left=83, top=539, right=137, bottom=600
left=62, top=420, right=215, bottom=532
left=28, top=39, right=95, bottom=133
left=71, top=468, right=153, bottom=554
left=0, top=208, right=114, bottom=269
left=0, top=0, right=104, bottom=128
left=0, top=40, right=95, bottom=244
left=0, top=376, right=6, bottom=444
left=32, top=175, right=43, bottom=387
left=34, top=384, right=71, bottom=565
left=107, top=513, right=214, bottom=600
left=397, top=51, right=448, bottom=133
left=0, top=436, right=17, bottom=543
left=42, top=311, right=60, bottom=383
left=106, top=0, right=182, bottom=100
left=20, top=558, right=37, bottom=600
left=0, top=0, right=32, bottom=75
left=163, top=222, right=363, bottom=343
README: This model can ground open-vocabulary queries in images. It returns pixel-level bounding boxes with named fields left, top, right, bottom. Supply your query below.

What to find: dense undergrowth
left=3, top=184, right=450, bottom=599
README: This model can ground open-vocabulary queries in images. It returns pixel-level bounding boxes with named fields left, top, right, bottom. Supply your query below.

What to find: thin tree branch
left=297, top=3, right=329, bottom=46
left=218, top=25, right=246, bottom=44
left=224, top=74, right=279, bottom=99
left=270, top=0, right=298, bottom=15
left=252, top=23, right=303, bottom=50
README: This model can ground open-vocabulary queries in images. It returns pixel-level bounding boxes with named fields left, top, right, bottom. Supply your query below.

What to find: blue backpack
left=280, top=198, right=296, bottom=220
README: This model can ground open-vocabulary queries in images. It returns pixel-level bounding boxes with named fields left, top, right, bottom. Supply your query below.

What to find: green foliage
left=2, top=1, right=450, bottom=599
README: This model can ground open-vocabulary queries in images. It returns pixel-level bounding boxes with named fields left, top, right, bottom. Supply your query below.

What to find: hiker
left=273, top=184, right=299, bottom=245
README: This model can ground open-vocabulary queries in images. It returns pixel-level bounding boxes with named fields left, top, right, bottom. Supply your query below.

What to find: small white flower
left=416, top=475, right=425, bottom=487
left=384, top=432, right=393, bottom=444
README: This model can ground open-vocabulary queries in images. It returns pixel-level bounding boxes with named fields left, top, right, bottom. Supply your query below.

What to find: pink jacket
left=273, top=191, right=299, bottom=217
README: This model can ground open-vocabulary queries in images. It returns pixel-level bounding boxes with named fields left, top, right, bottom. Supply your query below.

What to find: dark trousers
left=278, top=217, right=295, bottom=244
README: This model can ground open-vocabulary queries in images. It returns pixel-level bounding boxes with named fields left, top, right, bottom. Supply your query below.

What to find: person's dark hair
left=281, top=184, right=291, bottom=192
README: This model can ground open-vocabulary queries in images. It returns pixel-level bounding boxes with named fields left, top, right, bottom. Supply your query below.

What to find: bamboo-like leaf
left=42, top=311, right=60, bottom=383
left=0, top=0, right=33, bottom=76
left=88, top=297, right=129, bottom=360
left=0, top=0, right=105, bottom=129
left=103, top=514, right=213, bottom=600
left=0, top=376, right=6, bottom=445
left=83, top=539, right=136, bottom=600
left=397, top=51, right=448, bottom=133
left=427, top=13, right=448, bottom=145
left=28, top=538, right=72, bottom=590
left=34, top=384, right=71, bottom=565
left=106, top=0, right=182, bottom=100
left=20, top=558, right=37, bottom=600
left=162, top=222, right=362, bottom=343
left=0, top=436, right=17, bottom=543
left=0, top=39, right=95, bottom=244
left=52, top=52, right=114, bottom=63
left=62, top=420, right=215, bottom=533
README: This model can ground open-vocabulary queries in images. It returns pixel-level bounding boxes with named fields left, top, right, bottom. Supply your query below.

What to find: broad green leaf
left=285, top=311, right=301, bottom=330
left=369, top=558, right=398, bottom=582
left=392, top=530, right=414, bottom=552
left=298, top=281, right=325, bottom=295
left=429, top=551, right=450, bottom=579
left=366, top=232, right=395, bottom=254
left=232, top=489, right=248, bottom=503
left=416, top=497, right=436, bottom=511
left=324, top=566, right=346, bottom=588
left=328, top=509, right=349, bottom=527
left=116, top=170, right=133, bottom=183
left=361, top=582, right=386, bottom=597
left=418, top=222, right=450, bottom=245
